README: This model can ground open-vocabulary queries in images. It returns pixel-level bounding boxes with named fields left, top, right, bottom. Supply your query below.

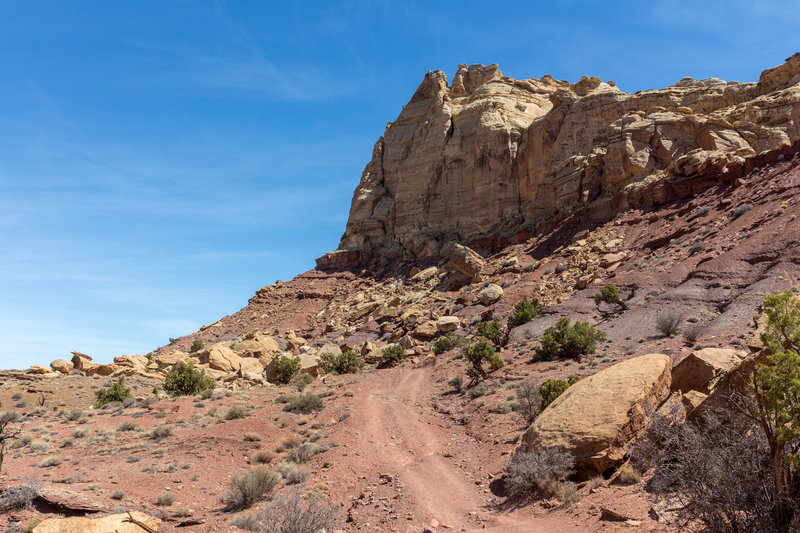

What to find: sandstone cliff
left=319, top=54, right=800, bottom=268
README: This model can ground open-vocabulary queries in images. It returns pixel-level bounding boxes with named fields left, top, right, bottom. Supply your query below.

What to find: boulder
left=32, top=512, right=161, bottom=533
left=239, top=357, right=266, bottom=377
left=515, top=353, right=672, bottom=475
left=318, top=342, right=342, bottom=358
left=50, top=359, right=74, bottom=374
left=447, top=244, right=485, bottom=281
left=202, top=343, right=242, bottom=373
left=436, top=316, right=461, bottom=332
left=413, top=320, right=439, bottom=338
left=70, top=351, right=92, bottom=371
left=232, top=334, right=281, bottom=358
left=29, top=364, right=53, bottom=375
left=410, top=266, right=439, bottom=282
left=286, top=331, right=307, bottom=350
left=156, top=350, right=190, bottom=366
left=671, top=348, right=745, bottom=394
left=298, top=353, right=320, bottom=377
left=84, top=364, right=118, bottom=377
left=476, top=283, right=503, bottom=305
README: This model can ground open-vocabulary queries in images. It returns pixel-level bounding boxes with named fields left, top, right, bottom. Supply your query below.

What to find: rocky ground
left=3, top=57, right=800, bottom=532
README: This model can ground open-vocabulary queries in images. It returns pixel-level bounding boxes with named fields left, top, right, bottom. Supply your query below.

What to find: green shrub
left=283, top=392, right=323, bottom=414
left=156, top=492, right=175, bottom=506
left=539, top=376, right=580, bottom=410
left=381, top=344, right=406, bottom=367
left=508, top=298, right=541, bottom=328
left=463, top=338, right=503, bottom=382
left=534, top=318, right=606, bottom=361
left=476, top=320, right=503, bottom=344
left=224, top=466, right=280, bottom=511
left=164, top=362, right=215, bottom=396
left=190, top=339, right=205, bottom=353
left=290, top=373, right=314, bottom=390
left=318, top=350, right=362, bottom=375
left=594, top=285, right=627, bottom=311
left=225, top=405, right=247, bottom=420
left=94, top=377, right=132, bottom=408
left=272, top=356, right=301, bottom=384
left=433, top=332, right=465, bottom=355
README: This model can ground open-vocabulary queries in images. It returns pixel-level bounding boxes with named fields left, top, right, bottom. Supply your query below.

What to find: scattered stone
left=476, top=284, right=503, bottom=305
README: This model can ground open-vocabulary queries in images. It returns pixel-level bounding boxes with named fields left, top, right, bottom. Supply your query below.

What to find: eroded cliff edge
left=319, top=54, right=800, bottom=269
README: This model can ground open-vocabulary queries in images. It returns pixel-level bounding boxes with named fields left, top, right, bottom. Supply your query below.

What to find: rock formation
left=319, top=54, right=800, bottom=268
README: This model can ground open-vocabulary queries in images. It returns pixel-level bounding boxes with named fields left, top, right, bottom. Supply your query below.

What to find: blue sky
left=1, top=1, right=799, bottom=370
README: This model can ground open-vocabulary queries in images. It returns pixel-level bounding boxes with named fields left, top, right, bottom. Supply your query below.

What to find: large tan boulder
left=29, top=364, right=53, bottom=375
left=413, top=320, right=438, bottom=338
left=298, top=353, right=320, bottom=377
left=671, top=348, right=745, bottom=394
left=85, top=364, right=118, bottom=377
left=318, top=342, right=342, bottom=359
left=156, top=350, right=190, bottom=366
left=515, top=353, right=672, bottom=475
left=233, top=334, right=281, bottom=358
left=476, top=283, right=503, bottom=305
left=70, top=351, right=92, bottom=370
left=50, top=359, right=74, bottom=374
left=202, top=343, right=241, bottom=373
left=447, top=244, right=485, bottom=281
left=239, top=357, right=266, bottom=376
left=32, top=512, right=160, bottom=533
left=286, top=331, right=307, bottom=350
left=436, top=316, right=461, bottom=332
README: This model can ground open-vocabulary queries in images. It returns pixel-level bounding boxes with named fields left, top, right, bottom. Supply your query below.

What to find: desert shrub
left=252, top=487, right=337, bottom=533
left=655, top=309, right=684, bottom=337
left=539, top=376, right=580, bottom=410
left=229, top=512, right=259, bottom=531
left=508, top=298, right=541, bottom=328
left=732, top=203, right=752, bottom=219
left=433, top=332, right=466, bottom=355
left=118, top=421, right=138, bottom=432
left=66, top=408, right=83, bottom=422
left=0, top=411, right=21, bottom=473
left=94, top=377, right=132, bottom=408
left=149, top=425, right=172, bottom=440
left=318, top=350, right=361, bottom=375
left=463, top=338, right=503, bottom=382
left=505, top=448, right=575, bottom=499
left=244, top=433, right=261, bottom=442
left=156, top=492, right=175, bottom=506
left=283, top=392, right=323, bottom=414
left=615, top=462, right=641, bottom=485
left=224, top=466, right=280, bottom=511
left=688, top=239, right=705, bottom=256
left=475, top=320, right=503, bottom=345
left=71, top=428, right=88, bottom=439
left=273, top=356, right=301, bottom=384
left=190, top=339, right=205, bottom=353
left=287, top=443, right=319, bottom=463
left=252, top=450, right=275, bottom=465
left=0, top=482, right=41, bottom=512
left=514, top=378, right=542, bottom=424
left=164, top=362, right=215, bottom=396
left=683, top=323, right=702, bottom=344
left=448, top=376, right=463, bottom=392
left=381, top=344, right=406, bottom=367
left=111, top=490, right=125, bottom=500
left=225, top=405, right=248, bottom=420
left=534, top=318, right=606, bottom=362
left=594, top=285, right=627, bottom=312
left=39, top=455, right=62, bottom=468
left=290, top=373, right=314, bottom=391
left=285, top=465, right=308, bottom=485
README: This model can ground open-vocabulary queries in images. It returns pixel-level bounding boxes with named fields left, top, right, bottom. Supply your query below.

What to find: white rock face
left=319, top=54, right=800, bottom=268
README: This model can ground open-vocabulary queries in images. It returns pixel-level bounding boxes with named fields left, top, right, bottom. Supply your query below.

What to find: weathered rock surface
left=32, top=512, right=161, bottom=533
left=515, top=353, right=672, bottom=475
left=50, top=359, right=73, bottom=373
left=476, top=283, right=503, bottom=305
left=201, top=343, right=242, bottom=373
left=319, top=54, right=800, bottom=267
left=233, top=334, right=281, bottom=358
left=671, top=347, right=745, bottom=394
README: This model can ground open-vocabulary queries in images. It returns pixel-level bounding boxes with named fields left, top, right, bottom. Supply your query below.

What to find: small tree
left=164, top=361, right=215, bottom=396
left=318, top=350, right=362, bottom=375
left=0, top=411, right=21, bottom=473
left=594, top=285, right=627, bottom=315
left=508, top=298, right=542, bottom=328
left=433, top=332, right=465, bottom=355
left=381, top=345, right=406, bottom=367
left=463, top=338, right=503, bottom=383
left=534, top=318, right=606, bottom=362
left=476, top=320, right=504, bottom=346
left=539, top=376, right=580, bottom=410
left=656, top=309, right=684, bottom=337
left=94, top=376, right=132, bottom=408
left=190, top=339, right=205, bottom=353
left=515, top=379, right=542, bottom=424
left=272, top=356, right=301, bottom=384
left=750, top=290, right=800, bottom=531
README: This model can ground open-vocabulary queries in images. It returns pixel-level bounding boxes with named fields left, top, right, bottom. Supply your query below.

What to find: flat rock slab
left=32, top=511, right=160, bottom=533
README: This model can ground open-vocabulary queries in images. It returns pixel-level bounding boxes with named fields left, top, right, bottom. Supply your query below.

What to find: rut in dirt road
left=355, top=367, right=565, bottom=533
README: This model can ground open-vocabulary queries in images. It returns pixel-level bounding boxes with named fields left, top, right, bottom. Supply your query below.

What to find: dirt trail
left=351, top=367, right=568, bottom=533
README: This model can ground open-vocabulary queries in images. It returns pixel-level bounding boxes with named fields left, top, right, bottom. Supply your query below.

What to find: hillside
left=2, top=54, right=800, bottom=532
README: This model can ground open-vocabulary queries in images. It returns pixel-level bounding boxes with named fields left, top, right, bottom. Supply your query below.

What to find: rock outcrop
left=32, top=512, right=161, bottom=533
left=515, top=353, right=672, bottom=475
left=319, top=54, right=800, bottom=268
